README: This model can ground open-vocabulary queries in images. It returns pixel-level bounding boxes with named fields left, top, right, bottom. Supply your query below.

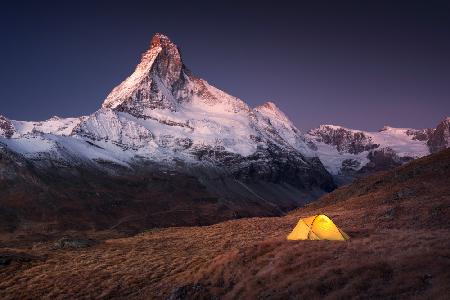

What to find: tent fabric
left=287, top=214, right=349, bottom=241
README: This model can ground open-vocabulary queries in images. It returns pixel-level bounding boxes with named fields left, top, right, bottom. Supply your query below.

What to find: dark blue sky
left=1, top=0, right=449, bottom=131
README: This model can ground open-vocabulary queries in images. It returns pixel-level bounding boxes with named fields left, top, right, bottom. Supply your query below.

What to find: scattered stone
left=396, top=188, right=416, bottom=199
left=0, top=252, right=41, bottom=267
left=383, top=207, right=397, bottom=220
left=53, top=237, right=95, bottom=249
left=0, top=257, right=11, bottom=267
left=168, top=284, right=211, bottom=300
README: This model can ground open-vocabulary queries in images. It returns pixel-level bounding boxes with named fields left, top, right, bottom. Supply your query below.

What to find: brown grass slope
left=1, top=149, right=450, bottom=299
left=174, top=148, right=450, bottom=299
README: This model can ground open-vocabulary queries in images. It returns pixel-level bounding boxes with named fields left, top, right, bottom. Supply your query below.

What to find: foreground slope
left=1, top=149, right=449, bottom=299
left=175, top=149, right=450, bottom=299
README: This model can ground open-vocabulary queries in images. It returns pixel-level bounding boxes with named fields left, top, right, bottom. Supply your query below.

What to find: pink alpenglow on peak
left=102, top=33, right=184, bottom=111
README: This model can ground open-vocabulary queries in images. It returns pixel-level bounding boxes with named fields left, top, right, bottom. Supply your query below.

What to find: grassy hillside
left=1, top=149, right=449, bottom=299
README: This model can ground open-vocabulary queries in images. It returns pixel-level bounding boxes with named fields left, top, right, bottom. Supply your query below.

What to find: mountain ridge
left=0, top=101, right=448, bottom=181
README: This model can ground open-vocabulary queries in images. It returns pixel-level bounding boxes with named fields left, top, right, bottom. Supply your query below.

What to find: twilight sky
left=1, top=0, right=449, bottom=131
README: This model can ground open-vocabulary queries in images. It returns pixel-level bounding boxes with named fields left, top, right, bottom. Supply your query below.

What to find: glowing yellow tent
left=287, top=214, right=349, bottom=241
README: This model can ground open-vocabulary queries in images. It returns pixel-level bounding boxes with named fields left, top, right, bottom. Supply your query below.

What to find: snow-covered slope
left=11, top=116, right=85, bottom=136
left=306, top=124, right=435, bottom=177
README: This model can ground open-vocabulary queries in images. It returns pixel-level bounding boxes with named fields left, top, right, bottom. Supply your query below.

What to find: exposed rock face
left=53, top=237, right=95, bottom=249
left=150, top=33, right=184, bottom=88
left=358, top=147, right=412, bottom=174
left=427, top=118, right=450, bottom=153
left=0, top=116, right=14, bottom=138
left=309, top=125, right=378, bottom=154
left=406, top=128, right=434, bottom=141
left=102, top=34, right=183, bottom=114
left=230, top=143, right=335, bottom=192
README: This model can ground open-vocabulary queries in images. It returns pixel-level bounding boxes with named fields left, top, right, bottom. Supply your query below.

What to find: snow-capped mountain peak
left=102, top=33, right=186, bottom=113
left=147, top=33, right=184, bottom=87
left=101, top=33, right=252, bottom=119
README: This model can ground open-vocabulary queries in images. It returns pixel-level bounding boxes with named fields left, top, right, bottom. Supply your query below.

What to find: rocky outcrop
left=427, top=117, right=450, bottom=153
left=309, top=125, right=378, bottom=154
left=406, top=128, right=434, bottom=141
left=0, top=116, right=14, bottom=138
left=358, top=147, right=412, bottom=174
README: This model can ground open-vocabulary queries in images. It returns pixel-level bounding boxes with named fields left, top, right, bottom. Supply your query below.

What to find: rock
left=0, top=257, right=11, bottom=267
left=168, top=284, right=212, bottom=300
left=427, top=118, right=450, bottom=153
left=0, top=252, right=40, bottom=267
left=309, top=125, right=378, bottom=154
left=53, top=237, right=95, bottom=249
left=0, top=115, right=14, bottom=138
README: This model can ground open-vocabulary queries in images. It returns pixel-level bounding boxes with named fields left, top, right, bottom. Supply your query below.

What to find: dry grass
left=1, top=149, right=450, bottom=299
left=175, top=230, right=450, bottom=299
left=0, top=218, right=292, bottom=299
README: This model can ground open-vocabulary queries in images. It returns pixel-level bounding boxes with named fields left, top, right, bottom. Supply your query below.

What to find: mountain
left=2, top=149, right=449, bottom=299
left=0, top=33, right=448, bottom=235
left=0, top=34, right=335, bottom=235
left=306, top=119, right=449, bottom=183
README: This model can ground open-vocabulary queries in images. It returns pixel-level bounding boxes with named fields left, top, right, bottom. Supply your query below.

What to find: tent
left=287, top=214, right=349, bottom=241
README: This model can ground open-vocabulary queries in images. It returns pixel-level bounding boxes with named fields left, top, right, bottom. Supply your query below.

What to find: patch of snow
left=308, top=139, right=369, bottom=174
left=1, top=135, right=56, bottom=155
left=369, top=128, right=429, bottom=158
left=11, top=117, right=84, bottom=137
